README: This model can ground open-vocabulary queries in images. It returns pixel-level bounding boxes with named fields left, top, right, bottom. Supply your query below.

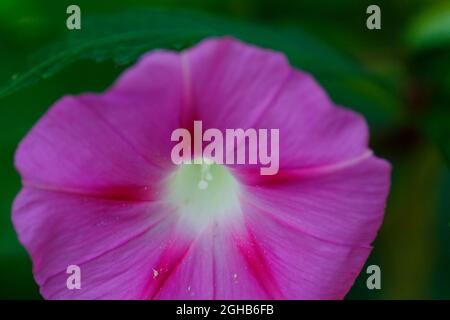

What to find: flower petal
left=151, top=223, right=279, bottom=299
left=40, top=226, right=181, bottom=300
left=15, top=50, right=183, bottom=199
left=185, top=37, right=369, bottom=169
left=183, top=37, right=291, bottom=130
left=242, top=202, right=372, bottom=299
left=12, top=187, right=190, bottom=299
left=239, top=156, right=391, bottom=247
left=12, top=37, right=392, bottom=300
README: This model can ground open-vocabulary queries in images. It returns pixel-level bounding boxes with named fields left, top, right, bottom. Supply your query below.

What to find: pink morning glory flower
left=12, top=37, right=391, bottom=299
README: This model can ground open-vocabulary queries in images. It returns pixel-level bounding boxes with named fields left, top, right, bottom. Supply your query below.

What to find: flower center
left=166, top=158, right=241, bottom=230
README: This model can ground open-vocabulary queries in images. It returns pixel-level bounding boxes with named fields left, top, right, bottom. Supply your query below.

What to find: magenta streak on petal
left=234, top=150, right=373, bottom=186
left=180, top=38, right=233, bottom=129
left=40, top=211, right=170, bottom=288
left=179, top=53, right=198, bottom=159
left=141, top=237, right=195, bottom=299
left=22, top=180, right=158, bottom=202
left=179, top=39, right=235, bottom=157
left=235, top=227, right=284, bottom=299
left=226, top=69, right=295, bottom=161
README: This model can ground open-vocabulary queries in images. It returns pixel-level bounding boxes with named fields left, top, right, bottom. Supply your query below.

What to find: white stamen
left=198, top=160, right=214, bottom=189
left=198, top=180, right=208, bottom=190
left=167, top=157, right=241, bottom=231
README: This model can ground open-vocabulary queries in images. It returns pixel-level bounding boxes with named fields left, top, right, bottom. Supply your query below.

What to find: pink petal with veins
left=12, top=37, right=391, bottom=300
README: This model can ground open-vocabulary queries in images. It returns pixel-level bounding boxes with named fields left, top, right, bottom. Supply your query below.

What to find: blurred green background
left=0, top=0, right=449, bottom=299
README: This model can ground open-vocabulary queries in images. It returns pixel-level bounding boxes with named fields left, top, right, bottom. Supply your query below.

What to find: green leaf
left=422, top=108, right=450, bottom=166
left=432, top=169, right=450, bottom=298
left=407, top=2, right=450, bottom=52
left=0, top=8, right=400, bottom=129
